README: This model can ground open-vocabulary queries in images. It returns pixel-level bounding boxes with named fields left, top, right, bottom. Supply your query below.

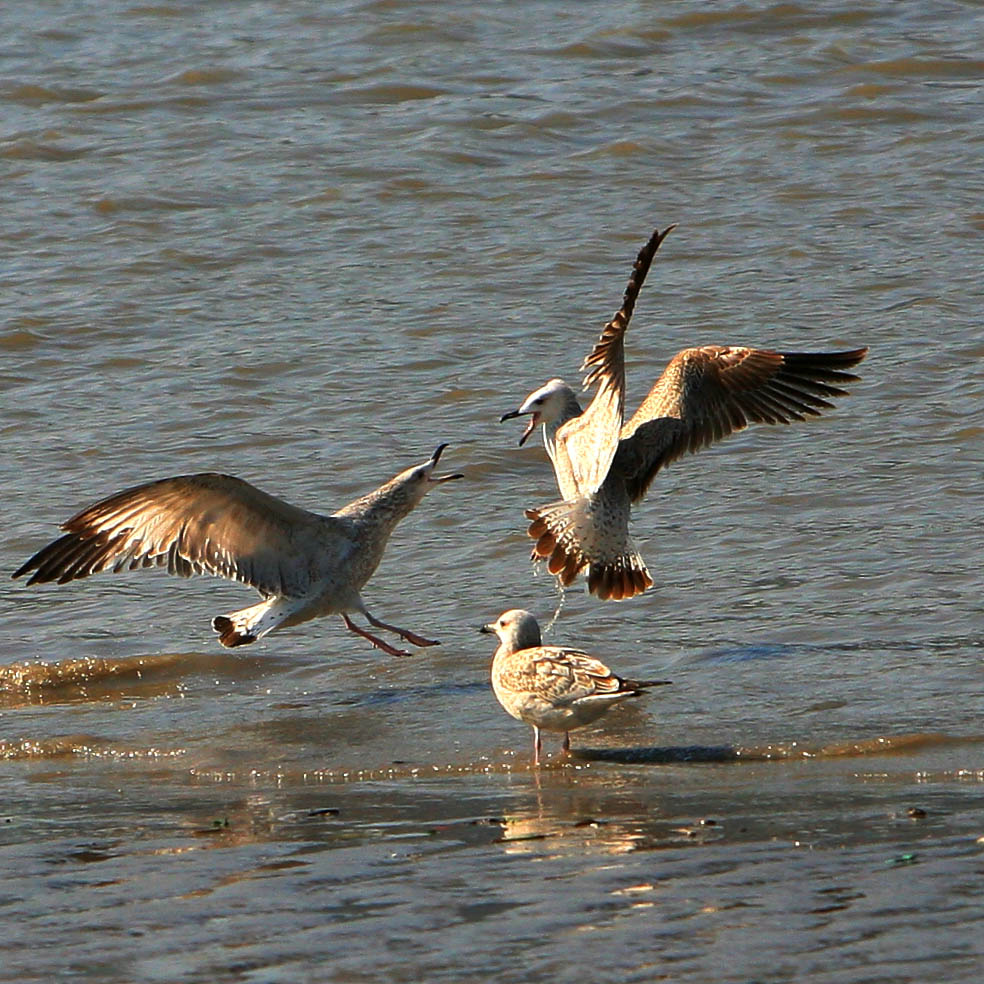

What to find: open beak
left=499, top=410, right=539, bottom=447
left=428, top=443, right=465, bottom=483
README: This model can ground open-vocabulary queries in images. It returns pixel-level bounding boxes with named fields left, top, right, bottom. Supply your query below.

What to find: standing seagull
left=501, top=226, right=868, bottom=601
left=13, top=444, right=463, bottom=655
left=481, top=608, right=668, bottom=764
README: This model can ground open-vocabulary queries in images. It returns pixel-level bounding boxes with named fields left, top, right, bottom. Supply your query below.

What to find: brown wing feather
left=12, top=473, right=343, bottom=596
left=556, top=226, right=675, bottom=496
left=617, top=346, right=868, bottom=502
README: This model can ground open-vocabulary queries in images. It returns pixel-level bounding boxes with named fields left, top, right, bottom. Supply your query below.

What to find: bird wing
left=525, top=647, right=624, bottom=705
left=12, top=473, right=350, bottom=596
left=615, top=346, right=868, bottom=502
left=554, top=226, right=674, bottom=496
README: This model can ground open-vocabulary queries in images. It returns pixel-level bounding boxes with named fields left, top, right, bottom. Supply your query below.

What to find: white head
left=480, top=608, right=543, bottom=654
left=499, top=378, right=582, bottom=446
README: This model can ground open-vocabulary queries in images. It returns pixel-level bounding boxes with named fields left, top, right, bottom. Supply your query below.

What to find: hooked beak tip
left=499, top=410, right=521, bottom=423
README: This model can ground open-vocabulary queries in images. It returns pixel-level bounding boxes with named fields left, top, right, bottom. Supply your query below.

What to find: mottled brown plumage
left=480, top=608, right=669, bottom=764
left=13, top=445, right=463, bottom=654
left=502, top=226, right=868, bottom=601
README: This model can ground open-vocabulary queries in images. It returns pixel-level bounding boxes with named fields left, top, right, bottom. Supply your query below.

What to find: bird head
left=479, top=608, right=542, bottom=652
left=499, top=378, right=577, bottom=446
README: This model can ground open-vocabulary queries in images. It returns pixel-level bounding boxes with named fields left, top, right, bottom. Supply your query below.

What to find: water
left=2, top=1, right=983, bottom=980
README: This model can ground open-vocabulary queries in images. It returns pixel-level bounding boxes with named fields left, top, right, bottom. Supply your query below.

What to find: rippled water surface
left=2, top=1, right=983, bottom=981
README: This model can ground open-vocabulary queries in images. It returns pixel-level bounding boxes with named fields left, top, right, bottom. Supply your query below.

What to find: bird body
left=13, top=445, right=462, bottom=655
left=502, top=227, right=868, bottom=601
left=481, top=608, right=667, bottom=763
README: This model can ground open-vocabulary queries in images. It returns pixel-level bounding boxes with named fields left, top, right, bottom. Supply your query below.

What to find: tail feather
left=525, top=496, right=651, bottom=601
left=212, top=615, right=256, bottom=648
left=621, top=677, right=672, bottom=693
left=211, top=598, right=292, bottom=648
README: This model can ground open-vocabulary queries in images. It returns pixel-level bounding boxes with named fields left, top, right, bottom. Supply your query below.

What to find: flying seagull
left=13, top=444, right=463, bottom=655
left=501, top=226, right=868, bottom=601
left=481, top=608, right=669, bottom=764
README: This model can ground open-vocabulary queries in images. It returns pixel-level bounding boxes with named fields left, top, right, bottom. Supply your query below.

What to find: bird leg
left=562, top=732, right=571, bottom=755
left=532, top=725, right=542, bottom=766
left=364, top=610, right=439, bottom=648
left=341, top=614, right=411, bottom=658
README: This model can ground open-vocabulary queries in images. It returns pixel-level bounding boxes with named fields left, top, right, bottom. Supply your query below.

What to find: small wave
left=0, top=82, right=102, bottom=105
left=0, top=325, right=46, bottom=351
left=854, top=56, right=984, bottom=81
left=0, top=735, right=186, bottom=761
left=0, top=652, right=186, bottom=693
left=0, top=139, right=89, bottom=162
left=165, top=68, right=245, bottom=86
left=333, top=83, right=450, bottom=106
left=0, top=652, right=203, bottom=708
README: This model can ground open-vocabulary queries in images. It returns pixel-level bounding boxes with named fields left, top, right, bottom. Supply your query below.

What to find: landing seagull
left=13, top=444, right=463, bottom=655
left=501, top=226, right=868, bottom=601
left=480, top=608, right=669, bottom=764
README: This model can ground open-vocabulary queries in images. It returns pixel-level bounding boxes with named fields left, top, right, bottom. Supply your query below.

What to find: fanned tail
left=525, top=498, right=653, bottom=602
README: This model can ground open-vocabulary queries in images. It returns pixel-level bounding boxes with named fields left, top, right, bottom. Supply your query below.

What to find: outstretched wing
left=12, top=473, right=347, bottom=596
left=555, top=226, right=675, bottom=496
left=615, top=346, right=869, bottom=501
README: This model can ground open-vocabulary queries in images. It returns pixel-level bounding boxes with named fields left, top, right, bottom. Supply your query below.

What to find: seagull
left=480, top=609, right=669, bottom=764
left=13, top=444, right=463, bottom=655
left=501, top=226, right=868, bottom=601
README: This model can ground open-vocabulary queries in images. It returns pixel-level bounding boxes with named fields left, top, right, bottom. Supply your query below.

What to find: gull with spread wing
left=481, top=608, right=669, bottom=764
left=13, top=444, right=463, bottom=655
left=501, top=226, right=868, bottom=601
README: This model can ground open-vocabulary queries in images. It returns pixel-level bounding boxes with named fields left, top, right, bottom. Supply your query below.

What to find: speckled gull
left=13, top=444, right=463, bottom=655
left=501, top=225, right=869, bottom=602
left=480, top=608, right=669, bottom=764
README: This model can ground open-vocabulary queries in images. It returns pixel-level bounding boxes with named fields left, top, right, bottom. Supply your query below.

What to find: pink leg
left=365, top=611, right=439, bottom=648
left=342, top=614, right=411, bottom=657
left=532, top=726, right=542, bottom=766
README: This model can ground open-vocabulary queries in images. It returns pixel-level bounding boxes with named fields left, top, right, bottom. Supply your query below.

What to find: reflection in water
left=575, top=732, right=984, bottom=763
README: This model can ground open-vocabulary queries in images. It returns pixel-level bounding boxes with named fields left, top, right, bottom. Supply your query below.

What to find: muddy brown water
left=1, top=1, right=982, bottom=981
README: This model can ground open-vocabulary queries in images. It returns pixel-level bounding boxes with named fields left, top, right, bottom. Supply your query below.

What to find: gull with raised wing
left=13, top=444, right=463, bottom=655
left=481, top=608, right=669, bottom=764
left=501, top=226, right=868, bottom=601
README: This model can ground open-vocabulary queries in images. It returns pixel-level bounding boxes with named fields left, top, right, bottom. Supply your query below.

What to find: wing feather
left=528, top=647, right=625, bottom=704
left=555, top=226, right=675, bottom=496
left=12, top=473, right=346, bottom=596
left=616, top=346, right=868, bottom=501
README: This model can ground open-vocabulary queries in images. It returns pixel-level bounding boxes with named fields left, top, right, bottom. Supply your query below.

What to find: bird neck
left=497, top=624, right=542, bottom=657
left=335, top=477, right=424, bottom=536
left=543, top=389, right=583, bottom=460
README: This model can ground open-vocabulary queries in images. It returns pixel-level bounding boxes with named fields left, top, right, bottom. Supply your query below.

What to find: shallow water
left=2, top=1, right=983, bottom=981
